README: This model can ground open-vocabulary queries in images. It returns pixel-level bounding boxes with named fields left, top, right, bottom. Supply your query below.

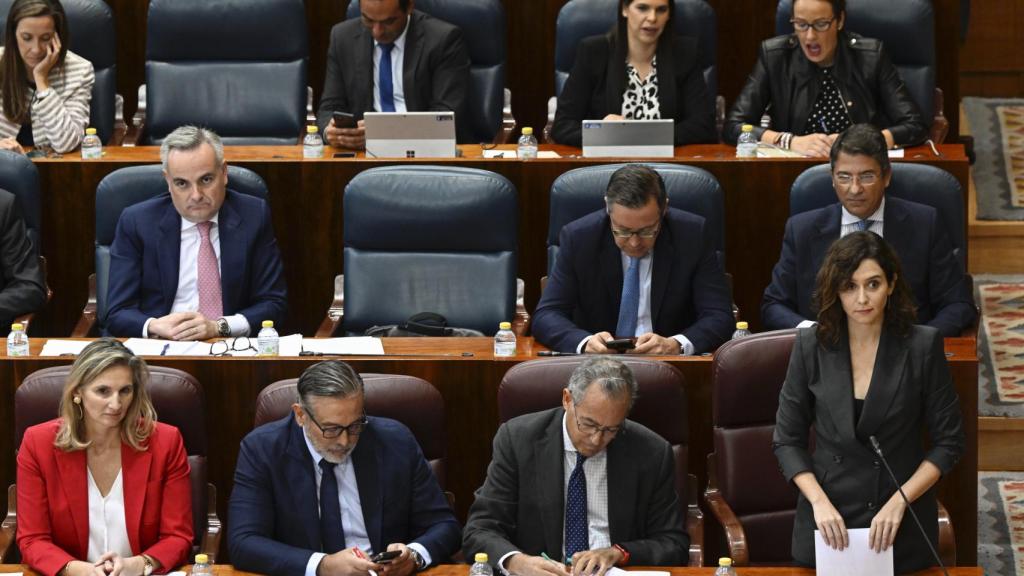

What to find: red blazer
left=16, top=419, right=193, bottom=576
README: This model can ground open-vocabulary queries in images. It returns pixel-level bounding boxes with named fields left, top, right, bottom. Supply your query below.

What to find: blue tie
left=564, top=453, right=588, bottom=561
left=378, top=43, right=396, bottom=112
left=319, top=459, right=346, bottom=553
left=615, top=257, right=640, bottom=338
left=855, top=219, right=872, bottom=232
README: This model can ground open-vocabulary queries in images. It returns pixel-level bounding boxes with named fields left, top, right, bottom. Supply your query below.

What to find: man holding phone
left=229, top=361, right=461, bottom=576
left=532, top=164, right=734, bottom=355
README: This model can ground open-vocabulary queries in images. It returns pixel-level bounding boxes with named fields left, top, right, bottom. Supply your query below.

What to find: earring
left=73, top=396, right=81, bottom=404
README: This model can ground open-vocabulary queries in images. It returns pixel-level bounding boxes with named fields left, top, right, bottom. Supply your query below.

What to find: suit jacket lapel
left=880, top=198, right=909, bottom=247
left=286, top=418, right=322, bottom=550
left=604, top=35, right=625, bottom=116
left=402, top=14, right=425, bottom=111
left=55, top=448, right=89, bottom=557
left=158, top=204, right=181, bottom=313
left=356, top=28, right=374, bottom=114
left=818, top=331, right=857, bottom=444
left=353, top=423, right=383, bottom=552
left=654, top=41, right=676, bottom=118
left=649, top=219, right=673, bottom=326
left=217, top=193, right=242, bottom=316
left=605, top=434, right=633, bottom=545
left=535, top=410, right=567, bottom=559
left=856, top=328, right=906, bottom=439
left=811, top=205, right=842, bottom=269
left=122, top=442, right=152, bottom=555
left=599, top=221, right=624, bottom=325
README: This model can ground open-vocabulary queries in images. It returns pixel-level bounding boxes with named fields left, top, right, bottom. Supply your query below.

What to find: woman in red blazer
left=16, top=339, right=193, bottom=576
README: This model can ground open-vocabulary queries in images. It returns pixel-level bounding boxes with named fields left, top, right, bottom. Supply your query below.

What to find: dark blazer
left=315, top=10, right=472, bottom=143
left=0, top=189, right=45, bottom=330
left=552, top=32, right=716, bottom=147
left=463, top=407, right=687, bottom=567
left=724, top=31, right=927, bottom=147
left=533, top=207, right=733, bottom=354
left=228, top=414, right=461, bottom=576
left=17, top=420, right=193, bottom=576
left=105, top=190, right=288, bottom=337
left=773, top=325, right=964, bottom=573
left=761, top=197, right=976, bottom=337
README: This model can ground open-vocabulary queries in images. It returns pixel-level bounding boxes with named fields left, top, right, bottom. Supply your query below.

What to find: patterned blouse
left=621, top=56, right=661, bottom=120
left=804, top=66, right=852, bottom=135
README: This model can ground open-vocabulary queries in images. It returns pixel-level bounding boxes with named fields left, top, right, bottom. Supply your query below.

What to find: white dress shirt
left=86, top=468, right=133, bottom=563
left=372, top=16, right=410, bottom=113
left=141, top=214, right=249, bottom=338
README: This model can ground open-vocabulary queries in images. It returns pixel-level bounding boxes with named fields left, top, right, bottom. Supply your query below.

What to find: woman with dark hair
left=17, top=339, right=192, bottom=576
left=773, top=231, right=964, bottom=573
left=551, top=0, right=715, bottom=147
left=724, top=0, right=927, bottom=156
left=0, top=0, right=93, bottom=154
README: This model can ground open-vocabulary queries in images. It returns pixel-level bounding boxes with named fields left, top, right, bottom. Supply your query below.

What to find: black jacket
left=724, top=31, right=927, bottom=147
left=552, top=32, right=716, bottom=147
left=0, top=190, right=45, bottom=331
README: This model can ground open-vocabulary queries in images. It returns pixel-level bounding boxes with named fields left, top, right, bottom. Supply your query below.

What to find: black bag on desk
left=364, top=312, right=484, bottom=337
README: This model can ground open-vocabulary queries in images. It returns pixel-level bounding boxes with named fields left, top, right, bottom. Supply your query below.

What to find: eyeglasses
left=833, top=172, right=880, bottom=186
left=610, top=224, right=661, bottom=239
left=790, top=18, right=836, bottom=33
left=209, top=337, right=257, bottom=357
left=305, top=409, right=369, bottom=439
left=572, top=407, right=625, bottom=439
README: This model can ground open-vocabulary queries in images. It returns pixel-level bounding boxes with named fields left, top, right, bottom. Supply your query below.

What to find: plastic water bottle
left=81, top=127, right=102, bottom=159
left=257, top=320, right=279, bottom=356
left=731, top=321, right=751, bottom=340
left=714, top=557, right=737, bottom=576
left=493, top=322, right=516, bottom=357
left=517, top=127, right=538, bottom=160
left=191, top=553, right=213, bottom=576
left=469, top=553, right=493, bottom=576
left=736, top=124, right=757, bottom=158
left=303, top=125, right=323, bottom=159
left=6, top=322, right=28, bottom=356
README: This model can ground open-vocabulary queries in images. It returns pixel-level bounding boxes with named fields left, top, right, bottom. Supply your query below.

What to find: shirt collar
left=840, top=196, right=885, bottom=226
left=374, top=15, right=411, bottom=52
left=180, top=213, right=220, bottom=232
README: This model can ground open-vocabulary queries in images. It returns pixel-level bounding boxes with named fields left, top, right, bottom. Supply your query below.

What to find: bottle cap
left=195, top=554, right=209, bottom=564
left=741, top=124, right=753, bottom=132
left=306, top=125, right=319, bottom=133
left=11, top=323, right=24, bottom=331
left=718, top=557, right=732, bottom=566
left=85, top=127, right=97, bottom=135
left=522, top=127, right=533, bottom=135
left=499, top=322, right=512, bottom=330
left=474, top=553, right=489, bottom=563
left=735, top=321, right=748, bottom=330
left=262, top=320, right=274, bottom=328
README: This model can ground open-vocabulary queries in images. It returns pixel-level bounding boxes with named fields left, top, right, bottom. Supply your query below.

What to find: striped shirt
left=0, top=48, right=94, bottom=153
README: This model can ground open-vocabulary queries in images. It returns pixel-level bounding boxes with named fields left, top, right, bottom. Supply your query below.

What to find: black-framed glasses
left=833, top=171, right=880, bottom=187
left=305, top=408, right=369, bottom=439
left=790, top=18, right=836, bottom=33
left=610, top=224, right=661, bottom=239
left=210, top=337, right=257, bottom=357
left=572, top=406, right=625, bottom=439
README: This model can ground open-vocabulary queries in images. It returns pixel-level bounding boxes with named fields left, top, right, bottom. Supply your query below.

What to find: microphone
left=868, top=435, right=950, bottom=576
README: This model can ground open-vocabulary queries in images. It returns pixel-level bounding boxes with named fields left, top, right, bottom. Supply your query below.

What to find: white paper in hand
left=814, top=528, right=893, bottom=576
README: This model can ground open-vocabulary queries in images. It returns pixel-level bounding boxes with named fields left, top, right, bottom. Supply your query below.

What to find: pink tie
left=196, top=221, right=223, bottom=319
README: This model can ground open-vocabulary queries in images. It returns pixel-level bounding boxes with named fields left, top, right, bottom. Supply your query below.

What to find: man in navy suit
left=761, top=124, right=976, bottom=336
left=532, top=164, right=733, bottom=355
left=229, top=361, right=461, bottom=576
left=105, top=125, right=287, bottom=339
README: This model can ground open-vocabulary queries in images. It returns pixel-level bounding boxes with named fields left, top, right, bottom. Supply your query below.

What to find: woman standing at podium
left=773, top=231, right=964, bottom=573
left=0, top=0, right=93, bottom=155
left=17, top=339, right=192, bottom=576
left=551, top=0, right=716, bottom=147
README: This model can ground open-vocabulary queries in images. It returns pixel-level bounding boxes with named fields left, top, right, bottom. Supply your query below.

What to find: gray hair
left=160, top=125, right=224, bottom=171
left=566, top=357, right=638, bottom=409
left=296, top=361, right=364, bottom=408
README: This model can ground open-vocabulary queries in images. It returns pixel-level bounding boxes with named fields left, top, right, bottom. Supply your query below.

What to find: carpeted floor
left=973, top=274, right=1024, bottom=417
left=963, top=97, right=1024, bottom=220
left=979, top=472, right=1024, bottom=576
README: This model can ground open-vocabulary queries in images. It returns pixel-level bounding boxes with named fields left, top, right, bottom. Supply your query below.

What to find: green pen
left=541, top=552, right=571, bottom=566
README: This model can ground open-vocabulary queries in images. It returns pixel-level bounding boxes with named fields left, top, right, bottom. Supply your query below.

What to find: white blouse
left=86, top=468, right=133, bottom=562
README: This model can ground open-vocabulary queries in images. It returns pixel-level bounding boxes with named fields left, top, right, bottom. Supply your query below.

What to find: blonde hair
left=54, top=338, right=158, bottom=452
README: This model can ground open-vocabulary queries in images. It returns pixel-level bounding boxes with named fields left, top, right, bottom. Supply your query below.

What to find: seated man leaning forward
left=104, top=125, right=287, bottom=340
left=463, top=357, right=688, bottom=576
left=532, top=163, right=733, bottom=355
left=229, top=360, right=462, bottom=576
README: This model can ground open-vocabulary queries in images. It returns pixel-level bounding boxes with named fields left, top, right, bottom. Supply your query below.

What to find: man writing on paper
left=463, top=357, right=687, bottom=576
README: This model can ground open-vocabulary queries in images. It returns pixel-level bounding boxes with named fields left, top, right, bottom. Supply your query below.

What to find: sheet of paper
left=756, top=145, right=805, bottom=158
left=483, top=149, right=516, bottom=158
left=605, top=568, right=667, bottom=576
left=279, top=333, right=304, bottom=357
left=39, top=339, right=92, bottom=356
left=887, top=148, right=905, bottom=158
left=537, top=150, right=561, bottom=159
left=123, top=338, right=212, bottom=356
left=814, top=528, right=893, bottom=576
left=300, top=337, right=385, bottom=356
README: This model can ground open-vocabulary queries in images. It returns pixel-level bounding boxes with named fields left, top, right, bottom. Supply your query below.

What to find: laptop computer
left=364, top=111, right=457, bottom=158
left=581, top=119, right=675, bottom=158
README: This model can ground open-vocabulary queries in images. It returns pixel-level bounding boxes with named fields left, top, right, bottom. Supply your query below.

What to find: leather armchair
left=72, top=165, right=269, bottom=336
left=0, top=151, right=50, bottom=332
left=2, top=365, right=220, bottom=562
left=346, top=0, right=513, bottom=144
left=317, top=166, right=522, bottom=338
left=498, top=357, right=704, bottom=567
left=129, top=0, right=308, bottom=145
left=775, top=0, right=948, bottom=143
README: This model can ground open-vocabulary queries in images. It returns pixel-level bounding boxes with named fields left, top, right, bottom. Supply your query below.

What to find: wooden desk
left=29, top=144, right=968, bottom=337
left=0, top=336, right=977, bottom=565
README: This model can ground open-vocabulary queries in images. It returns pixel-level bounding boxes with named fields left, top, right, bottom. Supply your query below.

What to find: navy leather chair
left=73, top=165, right=269, bottom=336
left=0, top=151, right=48, bottom=332
left=0, top=0, right=118, bottom=144
left=775, top=0, right=948, bottom=143
left=321, top=166, right=518, bottom=337
left=346, top=0, right=510, bottom=144
left=136, top=0, right=308, bottom=145
left=788, top=163, right=966, bottom=270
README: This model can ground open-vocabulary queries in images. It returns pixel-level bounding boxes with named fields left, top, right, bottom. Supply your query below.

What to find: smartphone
left=332, top=111, right=357, bottom=129
left=604, top=337, right=636, bottom=352
left=371, top=550, right=402, bottom=564
left=333, top=152, right=357, bottom=158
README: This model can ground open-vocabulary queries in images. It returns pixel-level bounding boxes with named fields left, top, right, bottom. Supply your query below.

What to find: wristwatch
left=216, top=317, right=230, bottom=337
left=409, top=548, right=427, bottom=571
left=142, top=555, right=154, bottom=576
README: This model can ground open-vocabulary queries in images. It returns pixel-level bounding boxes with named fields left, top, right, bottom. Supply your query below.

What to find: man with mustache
left=229, top=361, right=461, bottom=576
left=105, top=125, right=287, bottom=339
